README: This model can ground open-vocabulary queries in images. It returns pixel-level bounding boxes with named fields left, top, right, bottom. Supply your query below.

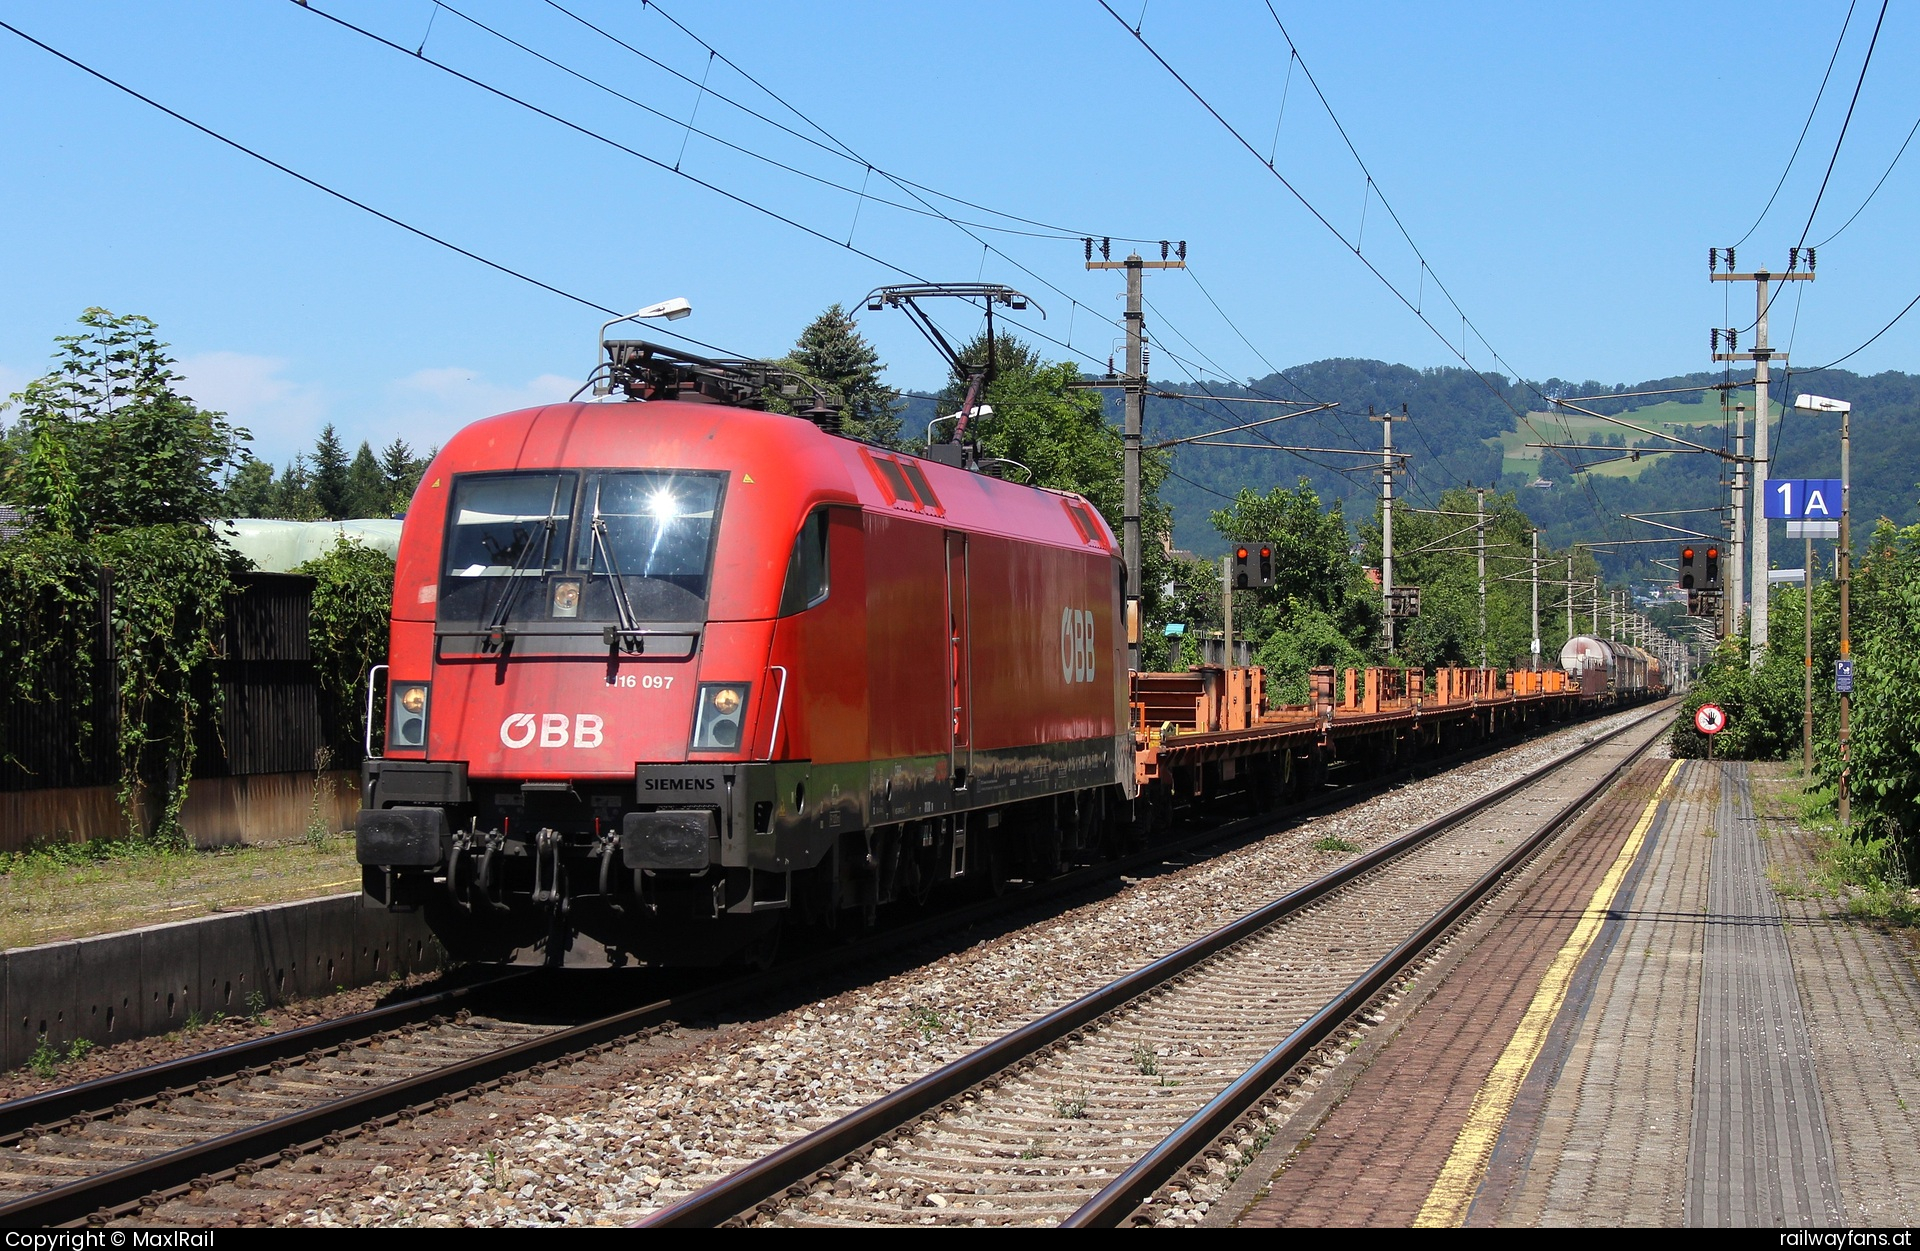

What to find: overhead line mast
left=1711, top=248, right=1814, bottom=663
left=1087, top=238, right=1185, bottom=671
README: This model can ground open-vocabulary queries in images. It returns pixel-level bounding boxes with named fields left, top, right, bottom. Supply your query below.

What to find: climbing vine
left=0, top=309, right=247, bottom=844
left=297, top=536, right=396, bottom=761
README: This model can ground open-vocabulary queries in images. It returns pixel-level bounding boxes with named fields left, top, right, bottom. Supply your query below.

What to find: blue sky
left=1, top=1, right=1915, bottom=466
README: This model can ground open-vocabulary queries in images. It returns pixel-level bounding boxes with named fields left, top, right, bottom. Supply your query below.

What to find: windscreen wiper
left=590, top=513, right=645, bottom=651
left=484, top=479, right=563, bottom=641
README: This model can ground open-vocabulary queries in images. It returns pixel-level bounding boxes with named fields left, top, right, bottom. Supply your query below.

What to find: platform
left=1220, top=759, right=1920, bottom=1227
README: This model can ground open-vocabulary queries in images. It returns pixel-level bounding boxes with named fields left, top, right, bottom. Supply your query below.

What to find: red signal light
left=1236, top=547, right=1248, bottom=559
left=1260, top=547, right=1271, bottom=558
left=1682, top=548, right=1694, bottom=560
left=1706, top=547, right=1718, bottom=559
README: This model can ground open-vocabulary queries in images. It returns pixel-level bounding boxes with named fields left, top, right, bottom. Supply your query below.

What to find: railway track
left=0, top=703, right=1665, bottom=1228
left=637, top=701, right=1676, bottom=1228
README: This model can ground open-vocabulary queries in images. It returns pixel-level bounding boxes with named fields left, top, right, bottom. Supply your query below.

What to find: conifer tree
left=786, top=304, right=903, bottom=446
left=310, top=424, right=350, bottom=519
left=343, top=441, right=386, bottom=518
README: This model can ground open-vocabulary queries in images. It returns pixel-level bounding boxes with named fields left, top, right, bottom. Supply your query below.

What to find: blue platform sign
left=1836, top=659, right=1854, bottom=694
left=1764, top=478, right=1844, bottom=520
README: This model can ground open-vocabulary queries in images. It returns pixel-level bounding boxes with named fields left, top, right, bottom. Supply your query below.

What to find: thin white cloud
left=378, top=368, right=578, bottom=450
left=175, top=351, right=328, bottom=456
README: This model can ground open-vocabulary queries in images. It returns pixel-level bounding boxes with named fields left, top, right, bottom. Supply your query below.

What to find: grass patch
left=25, top=1035, right=92, bottom=1080
left=1312, top=836, right=1360, bottom=854
left=0, top=835, right=359, bottom=950
left=907, top=1006, right=942, bottom=1041
left=1787, top=780, right=1920, bottom=926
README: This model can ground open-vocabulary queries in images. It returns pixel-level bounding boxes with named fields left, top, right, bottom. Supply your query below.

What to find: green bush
left=296, top=536, right=395, bottom=763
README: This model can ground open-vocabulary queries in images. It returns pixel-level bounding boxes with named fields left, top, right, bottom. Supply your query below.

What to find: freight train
left=1559, top=635, right=1665, bottom=699
left=355, top=340, right=1662, bottom=968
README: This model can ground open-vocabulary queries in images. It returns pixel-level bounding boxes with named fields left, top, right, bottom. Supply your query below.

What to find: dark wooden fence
left=2, top=572, right=326, bottom=793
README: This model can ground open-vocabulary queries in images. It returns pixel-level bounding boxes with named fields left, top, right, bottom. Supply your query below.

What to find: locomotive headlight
left=391, top=683, right=430, bottom=750
left=691, top=683, right=749, bottom=751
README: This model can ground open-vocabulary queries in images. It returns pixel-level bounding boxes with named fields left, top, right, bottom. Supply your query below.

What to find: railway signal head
left=1702, top=545, right=1721, bottom=590
left=1679, top=545, right=1697, bottom=591
left=1232, top=543, right=1272, bottom=589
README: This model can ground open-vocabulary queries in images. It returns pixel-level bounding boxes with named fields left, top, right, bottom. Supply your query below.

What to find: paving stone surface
left=1684, top=762, right=1843, bottom=1225
left=1470, top=759, right=1706, bottom=1225
left=1755, top=769, right=1920, bottom=1225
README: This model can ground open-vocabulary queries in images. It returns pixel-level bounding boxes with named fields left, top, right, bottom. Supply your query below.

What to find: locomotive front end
left=356, top=400, right=811, bottom=968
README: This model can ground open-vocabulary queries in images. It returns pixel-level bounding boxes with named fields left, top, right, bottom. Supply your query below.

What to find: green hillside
left=1142, top=362, right=1920, bottom=588
left=1499, top=398, right=1779, bottom=481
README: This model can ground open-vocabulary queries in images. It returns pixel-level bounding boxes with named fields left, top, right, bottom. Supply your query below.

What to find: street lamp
left=1795, top=392, right=1852, bottom=825
left=594, top=298, right=694, bottom=394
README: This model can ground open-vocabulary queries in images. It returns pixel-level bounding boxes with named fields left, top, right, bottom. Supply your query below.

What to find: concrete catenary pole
left=1731, top=401, right=1747, bottom=637
left=1531, top=529, right=1540, bottom=670
left=1566, top=555, right=1574, bottom=642
left=1476, top=488, right=1487, bottom=669
left=1712, top=254, right=1812, bottom=661
left=1087, top=245, right=1183, bottom=671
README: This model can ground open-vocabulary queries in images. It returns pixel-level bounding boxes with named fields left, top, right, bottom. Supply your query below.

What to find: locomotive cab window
left=437, top=468, right=724, bottom=629
left=444, top=473, right=578, bottom=579
left=574, top=470, right=725, bottom=621
left=778, top=509, right=831, bottom=616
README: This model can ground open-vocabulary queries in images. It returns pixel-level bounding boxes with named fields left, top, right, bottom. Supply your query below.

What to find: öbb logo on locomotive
left=1061, top=606, right=1097, bottom=683
left=499, top=712, right=606, bottom=749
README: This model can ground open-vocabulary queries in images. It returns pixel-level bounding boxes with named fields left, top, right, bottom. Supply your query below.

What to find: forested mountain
left=1131, top=361, right=1920, bottom=585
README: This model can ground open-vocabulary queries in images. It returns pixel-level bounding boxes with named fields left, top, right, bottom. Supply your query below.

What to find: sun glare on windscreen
left=645, top=489, right=680, bottom=521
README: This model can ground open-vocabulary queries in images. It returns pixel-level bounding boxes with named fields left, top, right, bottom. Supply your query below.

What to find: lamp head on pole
left=1793, top=393, right=1850, bottom=415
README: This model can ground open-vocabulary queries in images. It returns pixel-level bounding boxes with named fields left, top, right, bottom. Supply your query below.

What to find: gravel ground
left=157, top=708, right=1664, bottom=1228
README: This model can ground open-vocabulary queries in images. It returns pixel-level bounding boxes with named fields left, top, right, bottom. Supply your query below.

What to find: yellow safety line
left=1413, top=758, right=1682, bottom=1228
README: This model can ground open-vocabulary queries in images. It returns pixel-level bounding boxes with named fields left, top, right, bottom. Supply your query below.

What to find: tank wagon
left=1558, top=635, right=1666, bottom=700
left=355, top=340, right=1660, bottom=968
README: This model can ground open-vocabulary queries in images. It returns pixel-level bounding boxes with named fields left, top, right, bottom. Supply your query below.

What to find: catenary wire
left=1104, top=4, right=1620, bottom=543
left=1730, top=0, right=1857, bottom=249
left=1811, top=110, right=1920, bottom=248
left=0, top=17, right=746, bottom=361
left=1799, top=0, right=1890, bottom=249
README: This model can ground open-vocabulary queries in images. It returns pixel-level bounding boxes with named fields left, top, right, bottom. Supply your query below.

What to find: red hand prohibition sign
left=1694, top=703, right=1726, bottom=736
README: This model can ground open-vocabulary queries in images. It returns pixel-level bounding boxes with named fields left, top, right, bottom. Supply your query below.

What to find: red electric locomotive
left=357, top=342, right=1131, bottom=966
